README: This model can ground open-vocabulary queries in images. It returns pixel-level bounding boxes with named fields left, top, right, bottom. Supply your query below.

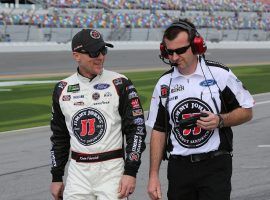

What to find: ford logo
left=94, top=83, right=110, bottom=90
left=199, top=79, right=216, bottom=87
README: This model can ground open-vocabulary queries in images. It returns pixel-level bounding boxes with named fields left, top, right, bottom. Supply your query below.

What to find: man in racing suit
left=50, top=29, right=146, bottom=200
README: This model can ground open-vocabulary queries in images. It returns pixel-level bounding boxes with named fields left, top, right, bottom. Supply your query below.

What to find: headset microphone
left=159, top=55, right=177, bottom=67
left=159, top=43, right=177, bottom=66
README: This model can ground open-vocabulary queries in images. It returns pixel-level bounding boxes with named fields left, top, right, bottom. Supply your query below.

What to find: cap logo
left=90, top=30, right=101, bottom=39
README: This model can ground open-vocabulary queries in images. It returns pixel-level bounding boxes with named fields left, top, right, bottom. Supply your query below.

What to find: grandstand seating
left=0, top=0, right=269, bottom=42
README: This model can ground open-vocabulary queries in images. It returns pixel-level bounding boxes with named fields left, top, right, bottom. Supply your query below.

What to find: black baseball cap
left=72, top=29, right=113, bottom=53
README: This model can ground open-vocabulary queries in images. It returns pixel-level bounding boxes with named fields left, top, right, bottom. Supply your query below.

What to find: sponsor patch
left=67, top=84, right=80, bottom=92
left=132, top=135, right=142, bottom=153
left=72, top=107, right=107, bottom=146
left=161, top=85, right=169, bottom=98
left=90, top=30, right=101, bottom=39
left=171, top=97, right=214, bottom=148
left=132, top=109, right=143, bottom=116
left=136, top=126, right=145, bottom=135
left=126, top=85, right=135, bottom=91
left=131, top=98, right=140, bottom=109
left=93, top=101, right=109, bottom=105
left=128, top=91, right=138, bottom=99
left=134, top=117, right=144, bottom=125
left=113, top=78, right=122, bottom=86
left=62, top=95, right=71, bottom=101
left=92, top=92, right=100, bottom=100
left=58, top=81, right=67, bottom=89
left=129, top=152, right=139, bottom=161
left=104, top=92, right=112, bottom=97
left=74, top=101, right=85, bottom=106
left=73, top=95, right=84, bottom=99
left=171, top=84, right=184, bottom=93
left=93, top=83, right=110, bottom=90
left=199, top=79, right=216, bottom=87
left=169, top=96, right=178, bottom=101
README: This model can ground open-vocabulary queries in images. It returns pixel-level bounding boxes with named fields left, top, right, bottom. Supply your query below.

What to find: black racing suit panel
left=50, top=81, right=70, bottom=182
left=114, top=77, right=147, bottom=177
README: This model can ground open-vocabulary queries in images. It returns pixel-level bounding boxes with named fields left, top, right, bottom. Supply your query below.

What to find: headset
left=159, top=19, right=207, bottom=65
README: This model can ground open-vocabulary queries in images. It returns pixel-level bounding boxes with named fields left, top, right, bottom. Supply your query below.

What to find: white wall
left=0, top=41, right=270, bottom=53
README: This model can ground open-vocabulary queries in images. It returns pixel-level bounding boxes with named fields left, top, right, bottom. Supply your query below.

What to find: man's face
left=73, top=50, right=106, bottom=78
left=164, top=31, right=197, bottom=74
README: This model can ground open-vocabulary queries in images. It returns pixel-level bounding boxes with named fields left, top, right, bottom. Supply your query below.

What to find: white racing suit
left=50, top=69, right=146, bottom=200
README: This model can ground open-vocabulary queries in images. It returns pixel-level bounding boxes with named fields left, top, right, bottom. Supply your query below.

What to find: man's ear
left=72, top=52, right=80, bottom=62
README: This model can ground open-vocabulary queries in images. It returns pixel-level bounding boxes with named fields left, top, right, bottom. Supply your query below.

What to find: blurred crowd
left=0, top=0, right=269, bottom=30
left=47, top=0, right=270, bottom=12
left=1, top=11, right=269, bottom=30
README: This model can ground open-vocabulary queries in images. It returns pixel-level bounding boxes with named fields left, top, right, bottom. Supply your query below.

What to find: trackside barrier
left=0, top=41, right=270, bottom=53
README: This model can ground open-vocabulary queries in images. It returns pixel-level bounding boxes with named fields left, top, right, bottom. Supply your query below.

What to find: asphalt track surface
left=0, top=50, right=270, bottom=200
left=0, top=49, right=270, bottom=77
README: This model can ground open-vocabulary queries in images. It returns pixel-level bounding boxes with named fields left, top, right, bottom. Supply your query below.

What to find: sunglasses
left=165, top=44, right=191, bottom=55
left=82, top=46, right=108, bottom=58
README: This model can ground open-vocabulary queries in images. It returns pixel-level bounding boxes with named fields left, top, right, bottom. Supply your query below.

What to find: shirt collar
left=171, top=56, right=207, bottom=78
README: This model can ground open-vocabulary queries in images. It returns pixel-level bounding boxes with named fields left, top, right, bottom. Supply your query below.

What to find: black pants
left=167, top=154, right=232, bottom=200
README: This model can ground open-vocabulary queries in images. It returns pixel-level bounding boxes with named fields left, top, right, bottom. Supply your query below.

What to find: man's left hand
left=118, top=175, right=136, bottom=198
left=196, top=111, right=219, bottom=130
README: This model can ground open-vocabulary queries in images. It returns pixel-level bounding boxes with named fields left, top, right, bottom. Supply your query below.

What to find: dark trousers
left=167, top=154, right=232, bottom=200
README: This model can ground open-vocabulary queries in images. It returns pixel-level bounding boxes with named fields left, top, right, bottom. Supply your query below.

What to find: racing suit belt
left=169, top=150, right=231, bottom=163
left=71, top=149, right=123, bottom=163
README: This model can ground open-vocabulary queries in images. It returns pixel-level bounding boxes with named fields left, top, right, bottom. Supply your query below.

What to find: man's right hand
left=147, top=175, right=162, bottom=200
left=50, top=182, right=64, bottom=200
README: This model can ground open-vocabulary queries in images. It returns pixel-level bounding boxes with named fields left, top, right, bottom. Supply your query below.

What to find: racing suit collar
left=77, top=67, right=97, bottom=82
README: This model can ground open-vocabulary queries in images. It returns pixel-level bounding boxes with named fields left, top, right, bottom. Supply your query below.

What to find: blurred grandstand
left=0, top=0, right=269, bottom=42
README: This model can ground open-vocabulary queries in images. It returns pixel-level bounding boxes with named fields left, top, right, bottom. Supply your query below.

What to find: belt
left=170, top=150, right=232, bottom=163
left=71, top=148, right=123, bottom=163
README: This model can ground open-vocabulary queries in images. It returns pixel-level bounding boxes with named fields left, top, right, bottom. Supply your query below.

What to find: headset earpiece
left=191, top=33, right=207, bottom=55
left=160, top=42, right=169, bottom=59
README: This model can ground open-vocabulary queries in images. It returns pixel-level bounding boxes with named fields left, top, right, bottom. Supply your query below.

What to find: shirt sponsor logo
left=132, top=109, right=143, bottom=116
left=74, top=101, right=85, bottom=106
left=171, top=84, right=184, bottom=93
left=50, top=151, right=57, bottom=167
left=131, top=98, right=140, bottom=109
left=73, top=95, right=84, bottom=99
left=62, top=95, right=71, bottom=101
left=92, top=92, right=100, bottom=100
left=132, top=135, right=142, bottom=153
left=104, top=92, right=112, bottom=97
left=67, top=84, right=80, bottom=92
left=134, top=117, right=144, bottom=125
left=171, top=97, right=214, bottom=148
left=169, top=96, right=178, bottom=101
left=72, top=107, right=107, bottom=146
left=93, top=101, right=110, bottom=105
left=93, top=83, right=110, bottom=90
left=128, top=91, right=138, bottom=99
left=199, top=79, right=216, bottom=87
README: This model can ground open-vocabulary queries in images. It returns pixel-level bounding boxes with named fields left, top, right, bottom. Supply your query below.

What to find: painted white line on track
left=0, top=125, right=49, bottom=134
left=258, top=145, right=270, bottom=148
left=0, top=80, right=57, bottom=87
left=253, top=92, right=270, bottom=97
left=255, top=100, right=270, bottom=106
left=0, top=89, right=12, bottom=91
